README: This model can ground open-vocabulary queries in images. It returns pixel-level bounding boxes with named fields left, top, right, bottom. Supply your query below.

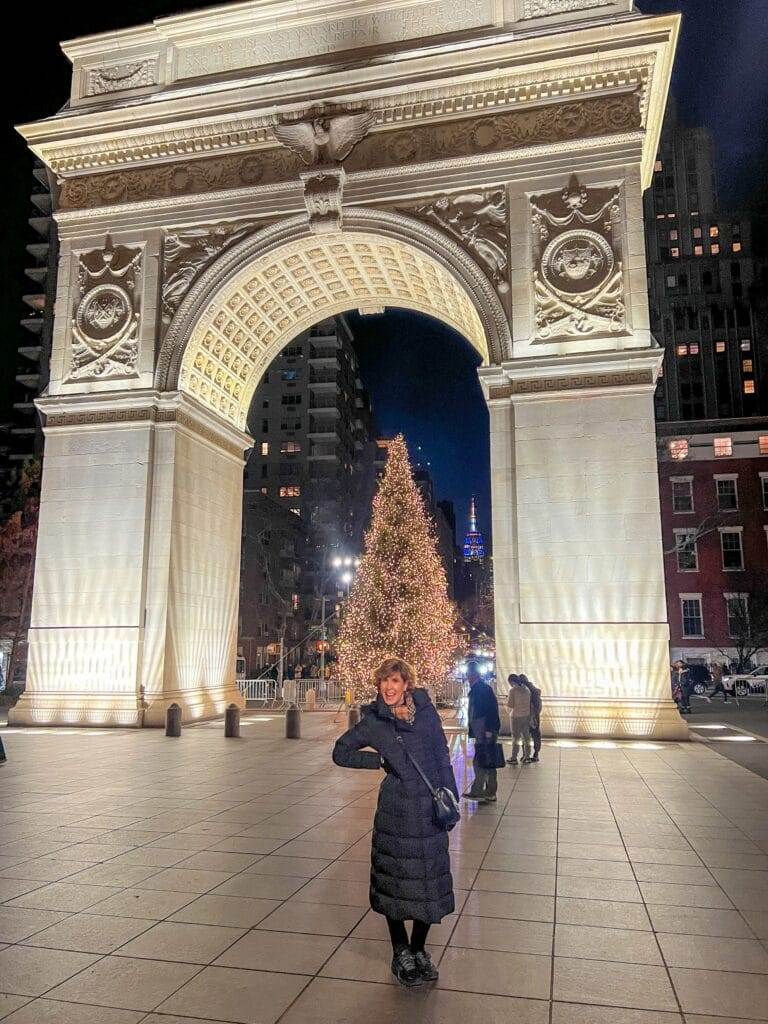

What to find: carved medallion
left=69, top=239, right=141, bottom=379
left=531, top=176, right=625, bottom=340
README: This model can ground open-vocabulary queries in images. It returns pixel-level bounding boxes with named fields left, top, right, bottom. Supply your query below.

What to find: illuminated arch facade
left=11, top=0, right=686, bottom=738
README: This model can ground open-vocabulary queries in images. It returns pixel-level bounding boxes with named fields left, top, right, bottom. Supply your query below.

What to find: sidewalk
left=1, top=712, right=767, bottom=1023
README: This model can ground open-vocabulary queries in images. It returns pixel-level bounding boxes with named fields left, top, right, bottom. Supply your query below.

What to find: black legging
left=386, top=916, right=430, bottom=953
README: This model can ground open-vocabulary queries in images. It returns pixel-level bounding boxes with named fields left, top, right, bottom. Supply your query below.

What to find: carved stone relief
left=301, top=168, right=346, bottom=234
left=85, top=58, right=158, bottom=96
left=69, top=239, right=142, bottom=379
left=531, top=175, right=625, bottom=340
left=176, top=0, right=494, bottom=79
left=521, top=0, right=613, bottom=17
left=59, top=92, right=641, bottom=211
left=401, top=189, right=509, bottom=287
left=161, top=221, right=260, bottom=329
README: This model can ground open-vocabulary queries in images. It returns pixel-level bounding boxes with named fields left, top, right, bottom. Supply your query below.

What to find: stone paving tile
left=216, top=928, right=341, bottom=973
left=1, top=1000, right=144, bottom=1023
left=156, top=965, right=310, bottom=1023
left=46, top=955, right=201, bottom=1011
left=0, top=906, right=69, bottom=943
left=670, top=966, right=768, bottom=1018
left=0, top=943, right=99, bottom=996
left=554, top=924, right=662, bottom=965
left=551, top=1005, right=683, bottom=1024
left=449, top=914, right=552, bottom=955
left=115, top=920, right=246, bottom=964
left=257, top=900, right=367, bottom=936
left=85, top=887, right=196, bottom=920
left=21, top=912, right=155, bottom=953
left=0, top=995, right=30, bottom=1020
left=556, top=898, right=651, bottom=931
left=658, top=932, right=768, bottom=972
left=4, top=882, right=121, bottom=913
left=553, top=958, right=678, bottom=1012
left=169, top=894, right=282, bottom=928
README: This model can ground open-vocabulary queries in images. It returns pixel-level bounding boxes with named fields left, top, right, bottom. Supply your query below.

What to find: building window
left=715, top=477, right=739, bottom=511
left=759, top=437, right=768, bottom=456
left=676, top=344, right=688, bottom=357
left=715, top=341, right=726, bottom=353
left=666, top=275, right=677, bottom=288
left=260, top=442, right=269, bottom=456
left=725, top=594, right=749, bottom=639
left=290, top=508, right=301, bottom=517
left=280, top=441, right=301, bottom=454
left=740, top=339, right=751, bottom=351
left=744, top=381, right=756, bottom=395
left=694, top=245, right=704, bottom=256
left=260, top=487, right=268, bottom=495
left=681, top=595, right=704, bottom=638
left=689, top=343, right=700, bottom=355
left=693, top=227, right=702, bottom=239
left=670, top=229, right=679, bottom=241
left=709, top=226, right=719, bottom=238
left=711, top=244, right=720, bottom=255
left=762, top=473, right=768, bottom=509
left=672, top=478, right=694, bottom=513
left=668, top=439, right=689, bottom=461
left=279, top=485, right=301, bottom=498
left=733, top=242, right=742, bottom=253
left=720, top=528, right=744, bottom=571
left=281, top=394, right=302, bottom=405
left=281, top=369, right=301, bottom=381
left=675, top=530, right=699, bottom=572
left=671, top=247, right=680, bottom=258
left=713, top=437, right=733, bottom=457
left=655, top=159, right=663, bottom=172
left=743, top=360, right=754, bottom=373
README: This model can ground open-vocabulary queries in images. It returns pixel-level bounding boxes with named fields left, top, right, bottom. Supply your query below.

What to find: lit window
left=710, top=226, right=719, bottom=238
left=676, top=344, right=688, bottom=357
left=719, top=528, right=744, bottom=571
left=657, top=213, right=666, bottom=220
left=670, top=229, right=679, bottom=241
left=667, top=275, right=677, bottom=288
left=655, top=159, right=663, bottom=172
left=680, top=595, right=704, bottom=638
left=694, top=245, right=704, bottom=256
left=732, top=242, right=742, bottom=253
left=290, top=508, right=301, bottom=517
left=690, top=210, right=699, bottom=217
left=711, top=244, right=720, bottom=255
left=725, top=594, right=749, bottom=639
left=280, top=441, right=301, bottom=454
left=693, top=227, right=703, bottom=239
left=292, top=593, right=300, bottom=612
left=260, top=442, right=269, bottom=456
left=689, top=343, right=700, bottom=355
left=713, top=437, right=733, bottom=458
left=744, top=381, right=756, bottom=395
left=668, top=439, right=689, bottom=461
left=743, top=360, right=753, bottom=373
left=716, top=477, right=738, bottom=511
left=741, top=339, right=752, bottom=351
left=760, top=471, right=768, bottom=509
left=672, top=478, right=694, bottom=513
left=671, top=247, right=680, bottom=258
left=715, top=341, right=726, bottom=353
left=260, top=487, right=268, bottom=495
left=759, top=437, right=768, bottom=456
left=675, top=530, right=699, bottom=572
left=668, top=213, right=677, bottom=219
left=279, top=485, right=301, bottom=498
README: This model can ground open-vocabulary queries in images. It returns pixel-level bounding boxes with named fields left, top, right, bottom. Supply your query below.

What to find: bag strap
left=395, top=734, right=438, bottom=797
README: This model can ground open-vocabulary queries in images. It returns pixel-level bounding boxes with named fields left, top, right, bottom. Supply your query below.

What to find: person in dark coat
left=463, top=664, right=501, bottom=802
left=520, top=674, right=543, bottom=762
left=332, top=657, right=457, bottom=988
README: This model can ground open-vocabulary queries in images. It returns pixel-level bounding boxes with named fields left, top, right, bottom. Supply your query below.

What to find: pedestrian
left=462, top=664, right=501, bottom=804
left=710, top=662, right=734, bottom=704
left=671, top=660, right=693, bottom=714
left=506, top=674, right=532, bottom=764
left=520, top=674, right=542, bottom=762
left=332, top=657, right=457, bottom=988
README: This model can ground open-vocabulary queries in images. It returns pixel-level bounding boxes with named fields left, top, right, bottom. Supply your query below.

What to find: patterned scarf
left=393, top=691, right=416, bottom=725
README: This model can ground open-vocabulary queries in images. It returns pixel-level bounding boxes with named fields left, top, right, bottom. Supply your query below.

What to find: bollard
left=224, top=704, right=240, bottom=738
left=347, top=705, right=361, bottom=729
left=165, top=703, right=182, bottom=737
left=285, top=703, right=302, bottom=739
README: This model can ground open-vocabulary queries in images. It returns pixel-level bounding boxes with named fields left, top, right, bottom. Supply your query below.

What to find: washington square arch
left=10, top=0, right=688, bottom=741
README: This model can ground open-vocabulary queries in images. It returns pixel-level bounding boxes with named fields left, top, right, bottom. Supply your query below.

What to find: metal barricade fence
left=237, top=678, right=346, bottom=709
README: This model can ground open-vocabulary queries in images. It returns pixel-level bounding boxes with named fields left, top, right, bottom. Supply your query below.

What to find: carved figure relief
left=301, top=168, right=346, bottom=234
left=161, top=221, right=259, bottom=328
left=521, top=0, right=613, bottom=17
left=274, top=112, right=375, bottom=166
left=531, top=175, right=625, bottom=339
left=86, top=58, right=158, bottom=96
left=69, top=239, right=142, bottom=379
left=404, top=189, right=509, bottom=286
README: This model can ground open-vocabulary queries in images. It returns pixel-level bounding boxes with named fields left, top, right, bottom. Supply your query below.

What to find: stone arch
left=157, top=208, right=512, bottom=431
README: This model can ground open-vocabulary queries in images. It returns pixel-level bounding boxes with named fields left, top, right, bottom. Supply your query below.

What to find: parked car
left=722, top=667, right=768, bottom=697
left=687, top=663, right=711, bottom=696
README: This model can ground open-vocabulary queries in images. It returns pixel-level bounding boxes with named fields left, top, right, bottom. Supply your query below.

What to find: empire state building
left=462, top=497, right=486, bottom=563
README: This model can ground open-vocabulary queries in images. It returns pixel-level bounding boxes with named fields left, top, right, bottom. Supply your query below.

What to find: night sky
left=1, top=0, right=766, bottom=546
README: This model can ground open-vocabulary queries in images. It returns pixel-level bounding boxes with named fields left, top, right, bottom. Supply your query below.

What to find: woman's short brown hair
left=373, top=658, right=417, bottom=692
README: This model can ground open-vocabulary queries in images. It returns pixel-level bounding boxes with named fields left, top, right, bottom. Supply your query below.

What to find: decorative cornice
left=60, top=91, right=641, bottom=212
left=488, top=368, right=653, bottom=400
left=44, top=56, right=652, bottom=175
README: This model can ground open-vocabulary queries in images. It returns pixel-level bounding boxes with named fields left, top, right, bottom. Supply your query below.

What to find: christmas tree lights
left=337, top=435, right=458, bottom=702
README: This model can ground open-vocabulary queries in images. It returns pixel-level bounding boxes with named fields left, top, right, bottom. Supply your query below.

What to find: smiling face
left=379, top=671, right=408, bottom=706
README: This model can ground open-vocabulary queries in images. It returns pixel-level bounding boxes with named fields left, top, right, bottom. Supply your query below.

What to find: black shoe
left=413, top=950, right=439, bottom=981
left=507, top=758, right=518, bottom=766
left=530, top=754, right=539, bottom=762
left=481, top=795, right=497, bottom=803
left=522, top=757, right=533, bottom=764
left=462, top=791, right=482, bottom=800
left=392, top=947, right=423, bottom=987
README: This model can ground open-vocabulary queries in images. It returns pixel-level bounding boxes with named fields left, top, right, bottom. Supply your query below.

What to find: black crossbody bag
left=396, top=735, right=460, bottom=831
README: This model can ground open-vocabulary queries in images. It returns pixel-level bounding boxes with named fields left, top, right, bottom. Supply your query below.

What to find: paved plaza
left=1, top=712, right=768, bottom=1023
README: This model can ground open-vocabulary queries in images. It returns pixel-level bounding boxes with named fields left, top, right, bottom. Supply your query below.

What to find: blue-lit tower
left=462, top=497, right=486, bottom=562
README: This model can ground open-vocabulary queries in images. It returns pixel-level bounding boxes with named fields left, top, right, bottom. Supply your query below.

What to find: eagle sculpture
left=274, top=112, right=375, bottom=166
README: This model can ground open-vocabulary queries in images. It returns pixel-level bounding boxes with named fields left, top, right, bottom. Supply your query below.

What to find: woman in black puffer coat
left=332, top=657, right=458, bottom=988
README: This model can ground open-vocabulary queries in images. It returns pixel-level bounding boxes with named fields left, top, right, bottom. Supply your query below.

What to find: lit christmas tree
left=337, top=434, right=458, bottom=701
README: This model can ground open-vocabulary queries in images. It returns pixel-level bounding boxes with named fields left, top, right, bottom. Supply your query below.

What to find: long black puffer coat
left=332, top=687, right=458, bottom=923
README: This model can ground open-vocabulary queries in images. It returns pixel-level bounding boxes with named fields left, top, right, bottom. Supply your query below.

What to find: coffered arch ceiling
left=163, top=213, right=509, bottom=431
